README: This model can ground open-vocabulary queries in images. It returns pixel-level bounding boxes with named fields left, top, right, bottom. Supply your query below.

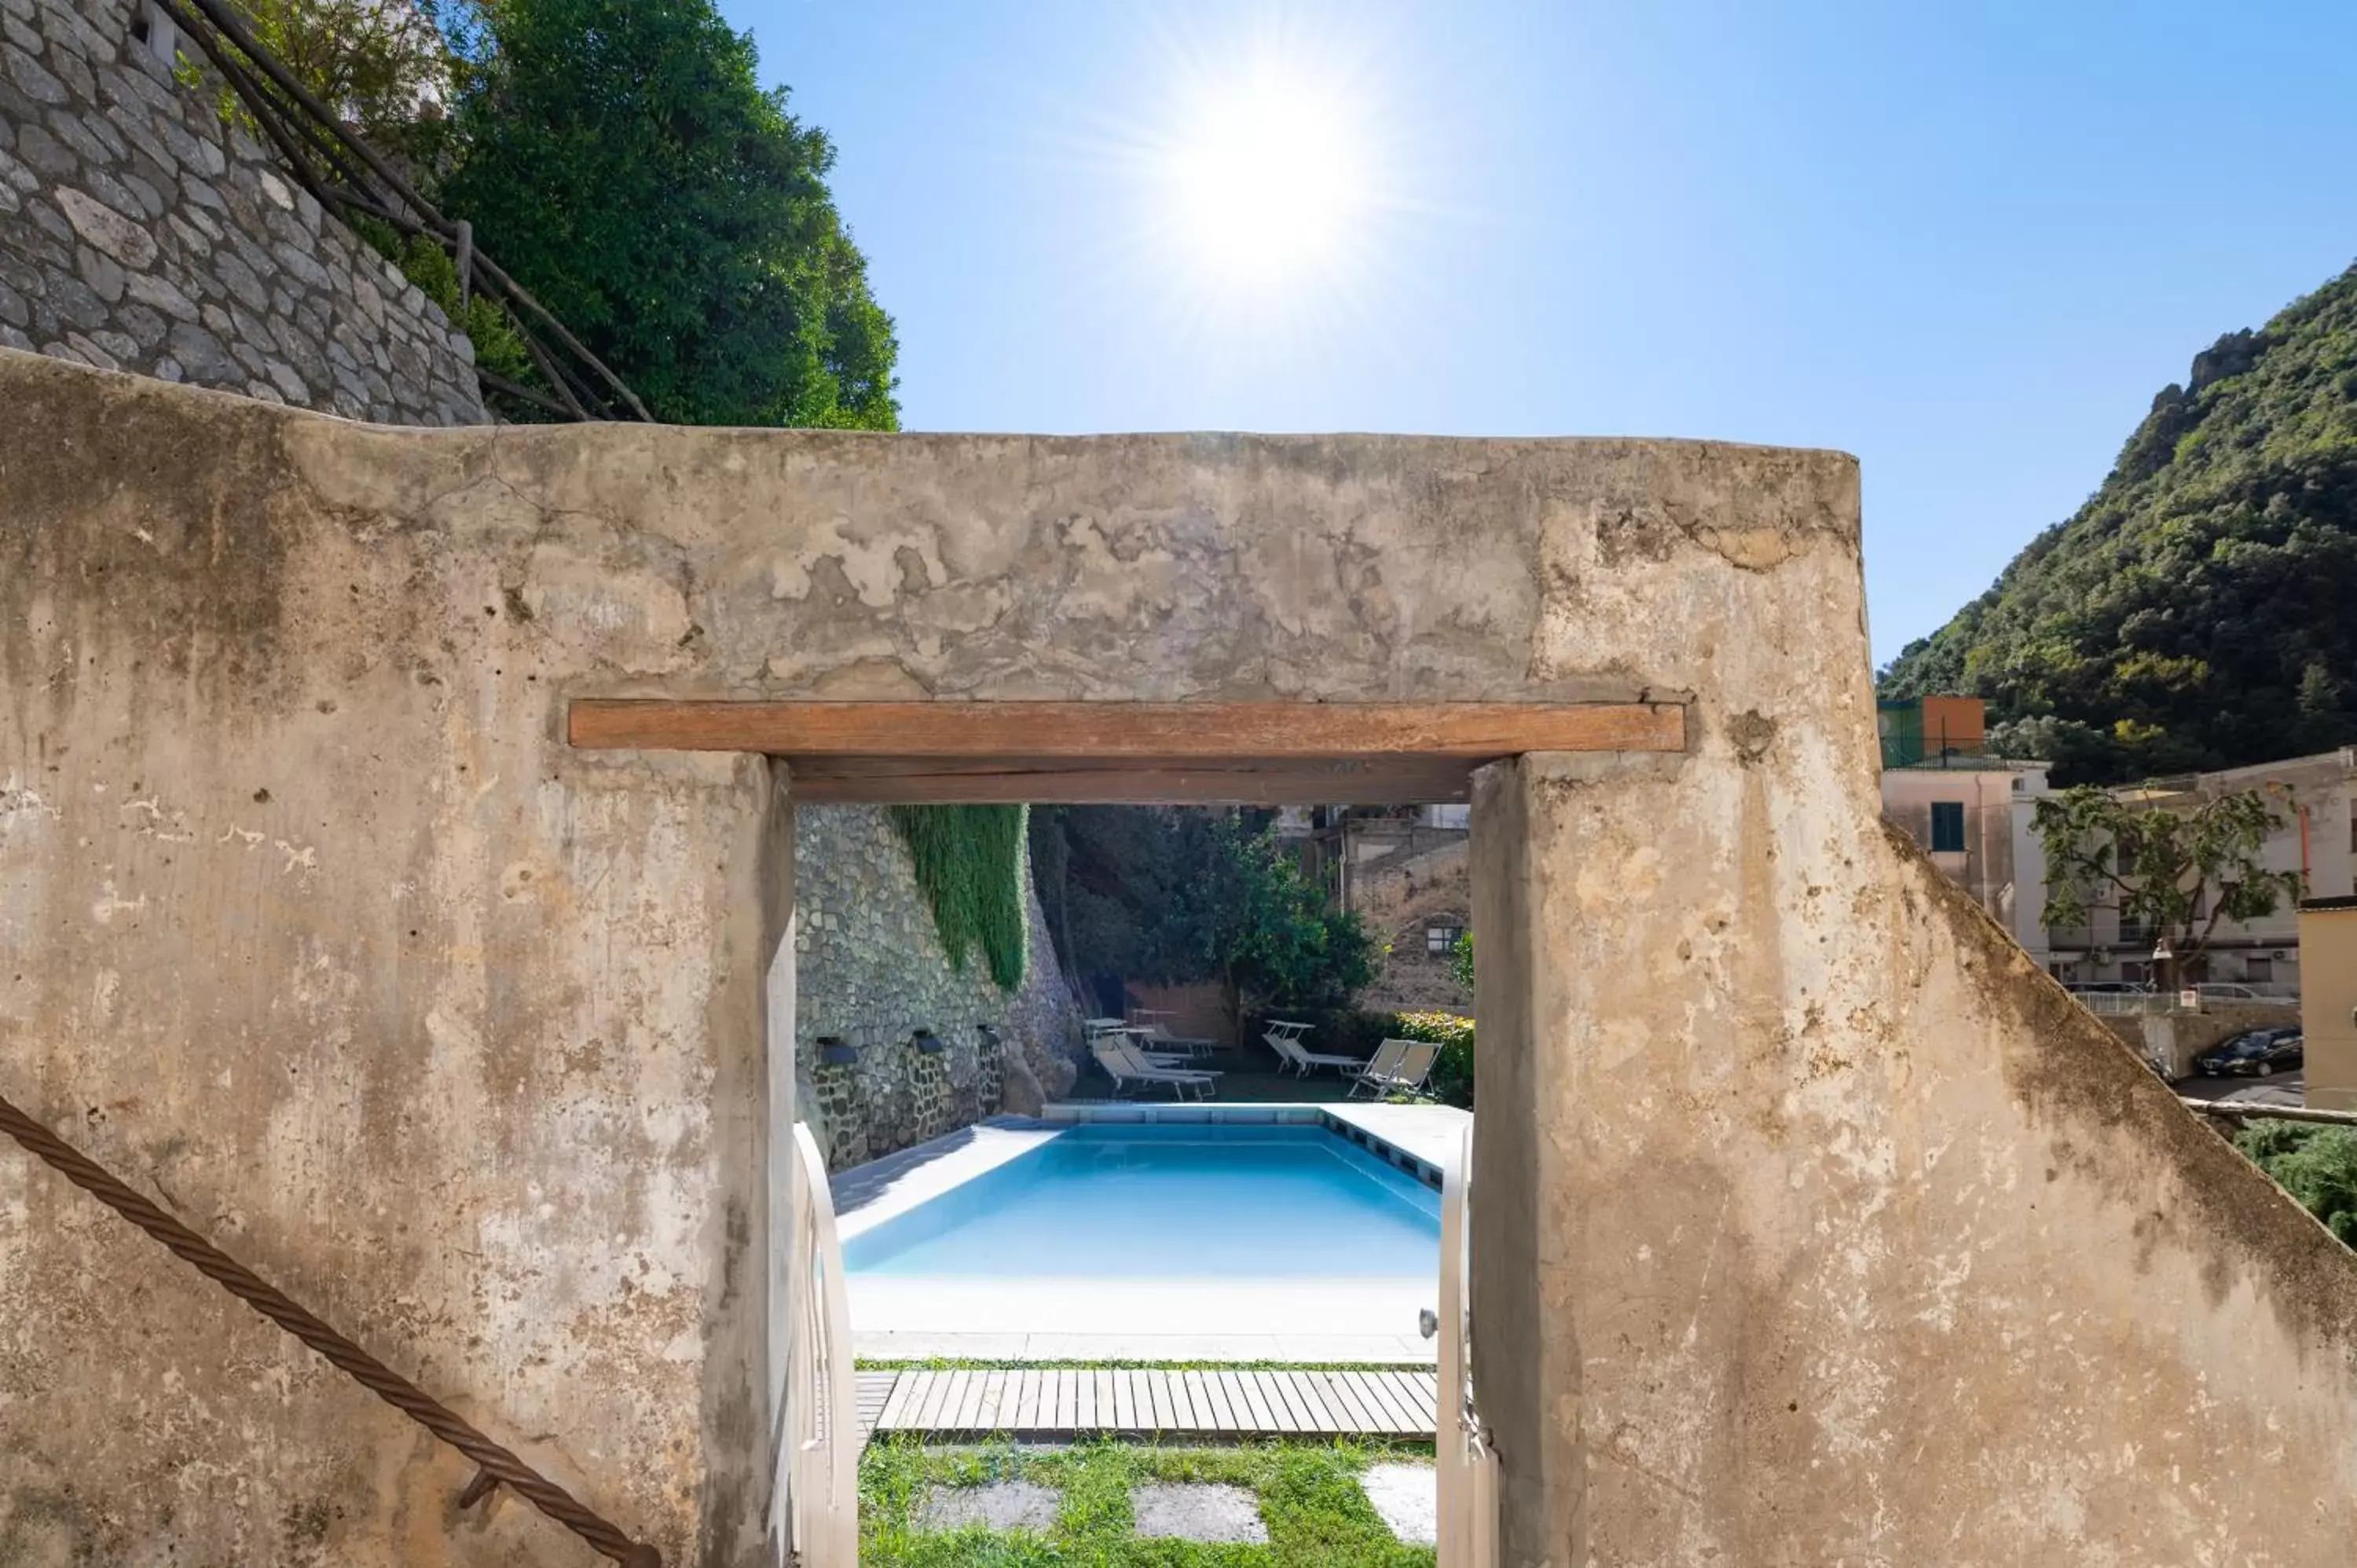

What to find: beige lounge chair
left=1349, top=1039, right=1440, bottom=1100
left=1266, top=1027, right=1369, bottom=1077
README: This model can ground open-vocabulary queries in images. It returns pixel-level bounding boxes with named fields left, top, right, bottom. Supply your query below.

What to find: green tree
left=222, top=0, right=454, bottom=155
left=2033, top=785, right=2304, bottom=988
left=438, top=0, right=899, bottom=428
left=2234, top=1121, right=2357, bottom=1248
left=1446, top=929, right=1475, bottom=994
left=1029, top=808, right=1376, bottom=1028
left=1182, top=815, right=1379, bottom=1035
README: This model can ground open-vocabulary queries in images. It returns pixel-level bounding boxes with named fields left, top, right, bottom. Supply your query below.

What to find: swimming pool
left=845, top=1124, right=1440, bottom=1279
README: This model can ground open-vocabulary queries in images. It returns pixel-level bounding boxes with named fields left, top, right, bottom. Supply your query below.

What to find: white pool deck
left=830, top=1102, right=1471, bottom=1364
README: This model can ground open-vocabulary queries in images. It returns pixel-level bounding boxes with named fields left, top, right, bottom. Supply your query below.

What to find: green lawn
left=860, top=1438, right=1437, bottom=1566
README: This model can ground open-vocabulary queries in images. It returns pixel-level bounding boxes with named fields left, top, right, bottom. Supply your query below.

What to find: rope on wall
left=0, top=1087, right=662, bottom=1567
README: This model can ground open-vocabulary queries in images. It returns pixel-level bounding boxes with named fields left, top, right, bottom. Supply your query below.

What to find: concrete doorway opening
left=570, top=695, right=1688, bottom=1556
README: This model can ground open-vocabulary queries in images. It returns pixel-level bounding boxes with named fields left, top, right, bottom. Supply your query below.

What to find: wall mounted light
left=817, top=1035, right=857, bottom=1066
left=914, top=1028, right=945, bottom=1055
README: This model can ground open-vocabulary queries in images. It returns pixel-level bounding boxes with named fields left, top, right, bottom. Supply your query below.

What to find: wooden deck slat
left=915, top=1371, right=955, bottom=1431
left=1310, top=1371, right=1370, bottom=1434
left=1008, top=1371, right=1035, bottom=1432
left=1388, top=1372, right=1438, bottom=1434
left=975, top=1371, right=1005, bottom=1433
left=1167, top=1371, right=1197, bottom=1430
left=1181, top=1372, right=1215, bottom=1434
left=868, top=1367, right=1435, bottom=1441
left=1145, top=1371, right=1173, bottom=1432
left=1201, top=1372, right=1238, bottom=1433
left=1256, top=1372, right=1301, bottom=1434
left=1277, top=1372, right=1321, bottom=1433
left=1297, top=1373, right=1341, bottom=1434
left=1358, top=1367, right=1405, bottom=1433
left=952, top=1371, right=986, bottom=1433
left=1229, top=1372, right=1270, bottom=1434
left=1111, top=1372, right=1136, bottom=1432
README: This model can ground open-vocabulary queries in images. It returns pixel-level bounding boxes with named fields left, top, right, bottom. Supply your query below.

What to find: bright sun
left=1166, top=59, right=1370, bottom=285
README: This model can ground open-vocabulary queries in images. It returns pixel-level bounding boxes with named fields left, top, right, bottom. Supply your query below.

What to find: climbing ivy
left=888, top=805, right=1029, bottom=991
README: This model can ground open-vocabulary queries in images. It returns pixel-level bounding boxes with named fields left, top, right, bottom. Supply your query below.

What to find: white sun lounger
left=1130, top=1019, right=1219, bottom=1060
left=1092, top=1037, right=1221, bottom=1101
left=1263, top=1026, right=1366, bottom=1077
left=1348, top=1038, right=1441, bottom=1100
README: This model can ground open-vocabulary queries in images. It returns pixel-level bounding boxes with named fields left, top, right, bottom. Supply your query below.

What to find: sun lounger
left=1131, top=1020, right=1219, bottom=1059
left=1092, top=1037, right=1221, bottom=1100
left=1263, top=1026, right=1367, bottom=1077
left=1348, top=1039, right=1441, bottom=1100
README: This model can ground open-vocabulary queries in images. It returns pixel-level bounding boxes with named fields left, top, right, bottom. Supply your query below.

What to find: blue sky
left=721, top=1, right=2357, bottom=664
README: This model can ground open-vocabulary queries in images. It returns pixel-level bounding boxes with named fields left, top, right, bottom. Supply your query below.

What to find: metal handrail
left=153, top=0, right=652, bottom=423
left=769, top=1122, right=858, bottom=1566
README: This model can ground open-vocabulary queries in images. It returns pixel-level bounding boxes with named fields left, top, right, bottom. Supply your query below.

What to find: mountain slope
left=1879, top=262, right=2357, bottom=782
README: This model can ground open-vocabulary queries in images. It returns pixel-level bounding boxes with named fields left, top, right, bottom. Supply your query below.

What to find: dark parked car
left=2192, top=1028, right=2304, bottom=1078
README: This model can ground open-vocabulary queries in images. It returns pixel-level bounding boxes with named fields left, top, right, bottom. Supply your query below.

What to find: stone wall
left=1349, top=830, right=1473, bottom=1013
left=1, top=0, right=483, bottom=423
left=793, top=804, right=1083, bottom=1170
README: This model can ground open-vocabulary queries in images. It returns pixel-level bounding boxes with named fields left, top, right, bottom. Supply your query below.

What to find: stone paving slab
left=916, top=1479, right=1061, bottom=1534
left=1360, top=1461, right=1438, bottom=1544
left=1131, top=1482, right=1269, bottom=1544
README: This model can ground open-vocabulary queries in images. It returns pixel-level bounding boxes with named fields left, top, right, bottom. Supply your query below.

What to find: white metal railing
left=2074, top=993, right=2185, bottom=1017
left=2071, top=988, right=2300, bottom=1017
left=770, top=1121, right=857, bottom=1567
left=1434, top=1123, right=1498, bottom=1567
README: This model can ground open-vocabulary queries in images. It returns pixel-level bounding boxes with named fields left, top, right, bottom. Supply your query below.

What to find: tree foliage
left=2033, top=784, right=2302, bottom=977
left=224, top=0, right=453, bottom=153
left=438, top=0, right=899, bottom=429
left=2234, top=1121, right=2357, bottom=1249
left=1880, top=262, right=2357, bottom=782
left=1446, top=930, right=1475, bottom=995
left=1030, top=808, right=1377, bottom=1022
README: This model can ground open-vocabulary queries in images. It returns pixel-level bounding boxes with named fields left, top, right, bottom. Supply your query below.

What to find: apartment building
left=1877, top=696, right=2357, bottom=993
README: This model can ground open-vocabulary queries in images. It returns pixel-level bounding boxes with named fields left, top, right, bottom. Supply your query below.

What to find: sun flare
left=1164, top=58, right=1371, bottom=285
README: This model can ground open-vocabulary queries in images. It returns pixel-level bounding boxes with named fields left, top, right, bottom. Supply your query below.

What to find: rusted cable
left=0, top=1090, right=660, bottom=1568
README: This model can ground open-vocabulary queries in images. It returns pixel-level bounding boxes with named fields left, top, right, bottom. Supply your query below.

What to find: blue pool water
left=843, top=1126, right=1440, bottom=1280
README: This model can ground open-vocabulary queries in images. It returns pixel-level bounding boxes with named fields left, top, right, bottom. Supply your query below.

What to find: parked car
left=2193, top=982, right=2266, bottom=1001
left=2066, top=980, right=2154, bottom=995
left=2191, top=1028, right=2304, bottom=1078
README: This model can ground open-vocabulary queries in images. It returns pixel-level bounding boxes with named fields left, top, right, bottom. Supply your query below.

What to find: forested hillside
left=1879, top=262, right=2357, bottom=782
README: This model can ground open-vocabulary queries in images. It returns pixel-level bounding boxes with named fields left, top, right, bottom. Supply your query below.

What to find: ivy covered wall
left=794, top=805, right=1082, bottom=1170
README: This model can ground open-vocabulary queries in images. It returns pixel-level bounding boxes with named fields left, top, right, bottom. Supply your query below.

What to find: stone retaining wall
left=0, top=0, right=483, bottom=423
left=794, top=804, right=1084, bottom=1170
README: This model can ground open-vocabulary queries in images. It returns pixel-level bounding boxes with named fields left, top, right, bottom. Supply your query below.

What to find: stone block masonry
left=0, top=0, right=483, bottom=423
left=794, top=804, right=1085, bottom=1170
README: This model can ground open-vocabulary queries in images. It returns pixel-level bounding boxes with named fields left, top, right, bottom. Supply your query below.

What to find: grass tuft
left=860, top=1437, right=1436, bottom=1566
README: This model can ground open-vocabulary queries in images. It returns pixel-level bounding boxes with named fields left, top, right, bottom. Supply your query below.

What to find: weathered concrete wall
left=1, top=355, right=764, bottom=1566
left=1, top=0, right=483, bottom=423
left=1469, top=475, right=2357, bottom=1562
left=9, top=349, right=2357, bottom=1565
left=794, top=804, right=1083, bottom=1170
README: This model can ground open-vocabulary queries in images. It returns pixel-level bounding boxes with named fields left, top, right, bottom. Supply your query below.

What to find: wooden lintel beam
left=566, top=700, right=1686, bottom=758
